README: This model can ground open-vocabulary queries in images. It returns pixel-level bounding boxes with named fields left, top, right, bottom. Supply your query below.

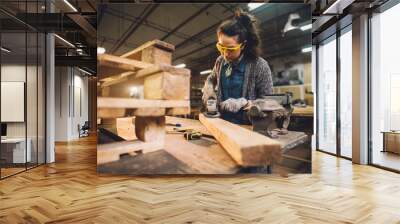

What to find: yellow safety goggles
left=216, top=43, right=242, bottom=54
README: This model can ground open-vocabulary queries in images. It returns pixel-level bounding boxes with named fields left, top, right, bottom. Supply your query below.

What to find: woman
left=202, top=9, right=273, bottom=125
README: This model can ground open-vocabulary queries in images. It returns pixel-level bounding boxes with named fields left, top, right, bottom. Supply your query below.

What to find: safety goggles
left=216, top=43, right=242, bottom=54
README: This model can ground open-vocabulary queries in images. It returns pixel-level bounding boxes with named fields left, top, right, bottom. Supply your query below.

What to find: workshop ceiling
left=98, top=3, right=312, bottom=75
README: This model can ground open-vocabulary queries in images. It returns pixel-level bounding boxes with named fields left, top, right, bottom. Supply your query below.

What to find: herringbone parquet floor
left=1, top=135, right=399, bottom=224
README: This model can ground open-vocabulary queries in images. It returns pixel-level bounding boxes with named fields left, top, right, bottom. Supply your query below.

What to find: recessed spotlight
left=174, top=63, right=186, bottom=68
left=200, top=69, right=212, bottom=75
left=97, top=47, right=106, bottom=54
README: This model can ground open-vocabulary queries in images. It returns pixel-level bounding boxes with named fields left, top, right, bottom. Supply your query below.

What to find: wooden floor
left=0, top=135, right=400, bottom=223
left=373, top=150, right=400, bottom=171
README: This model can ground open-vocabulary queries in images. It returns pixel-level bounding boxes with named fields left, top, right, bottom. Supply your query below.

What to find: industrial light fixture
left=248, top=3, right=265, bottom=11
left=200, top=69, right=212, bottom=75
left=1, top=47, right=11, bottom=53
left=302, top=46, right=312, bottom=53
left=322, top=0, right=352, bottom=15
left=97, top=47, right=106, bottom=54
left=54, top=34, right=75, bottom=48
left=63, top=0, right=78, bottom=12
left=78, top=67, right=92, bottom=76
left=174, top=63, right=186, bottom=68
left=300, top=24, right=312, bottom=31
left=283, top=13, right=300, bottom=33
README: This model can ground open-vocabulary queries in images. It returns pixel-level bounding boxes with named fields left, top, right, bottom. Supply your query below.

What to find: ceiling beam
left=161, top=4, right=212, bottom=41
left=110, top=4, right=159, bottom=54
left=175, top=13, right=235, bottom=50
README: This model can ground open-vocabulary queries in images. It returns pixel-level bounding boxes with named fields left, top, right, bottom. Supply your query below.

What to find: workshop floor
left=0, top=135, right=399, bottom=223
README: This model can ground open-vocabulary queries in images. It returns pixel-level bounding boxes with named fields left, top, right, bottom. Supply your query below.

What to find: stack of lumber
left=97, top=40, right=191, bottom=164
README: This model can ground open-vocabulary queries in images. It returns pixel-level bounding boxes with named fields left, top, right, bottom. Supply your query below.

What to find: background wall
left=55, top=67, right=89, bottom=141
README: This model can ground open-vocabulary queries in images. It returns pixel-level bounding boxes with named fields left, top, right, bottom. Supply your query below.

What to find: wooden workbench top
left=98, top=116, right=308, bottom=175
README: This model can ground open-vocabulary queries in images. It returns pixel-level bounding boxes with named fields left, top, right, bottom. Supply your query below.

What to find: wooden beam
left=97, top=107, right=189, bottom=118
left=135, top=116, right=165, bottom=143
left=98, top=97, right=190, bottom=109
left=199, top=114, right=282, bottom=167
left=121, top=40, right=175, bottom=59
left=101, top=64, right=190, bottom=87
left=98, top=54, right=152, bottom=73
left=97, top=140, right=163, bottom=164
left=136, top=64, right=190, bottom=78
left=144, top=71, right=190, bottom=100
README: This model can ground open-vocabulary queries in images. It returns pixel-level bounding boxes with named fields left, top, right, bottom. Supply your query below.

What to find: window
left=317, top=35, right=337, bottom=154
left=339, top=27, right=352, bottom=158
left=370, top=2, right=400, bottom=171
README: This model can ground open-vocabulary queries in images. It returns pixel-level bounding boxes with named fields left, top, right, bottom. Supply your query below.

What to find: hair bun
left=234, top=10, right=254, bottom=27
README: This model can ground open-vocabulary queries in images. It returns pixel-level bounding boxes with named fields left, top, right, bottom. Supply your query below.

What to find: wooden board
left=144, top=71, right=190, bottom=100
left=98, top=97, right=189, bottom=109
left=101, top=64, right=190, bottom=88
left=97, top=140, right=163, bottom=164
left=121, top=40, right=175, bottom=59
left=292, top=106, right=314, bottom=117
left=97, top=107, right=190, bottom=118
left=135, top=116, right=165, bottom=143
left=98, top=54, right=152, bottom=79
left=199, top=113, right=282, bottom=167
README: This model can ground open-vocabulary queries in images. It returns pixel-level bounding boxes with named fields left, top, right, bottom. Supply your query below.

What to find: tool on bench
left=168, top=127, right=215, bottom=141
left=245, top=93, right=293, bottom=138
left=203, top=97, right=220, bottom=118
left=166, top=123, right=182, bottom=127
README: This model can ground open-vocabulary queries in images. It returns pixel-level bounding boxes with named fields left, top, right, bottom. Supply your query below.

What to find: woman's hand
left=220, top=98, right=248, bottom=113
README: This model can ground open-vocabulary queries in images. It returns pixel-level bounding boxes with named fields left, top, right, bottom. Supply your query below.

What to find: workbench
left=97, top=116, right=310, bottom=175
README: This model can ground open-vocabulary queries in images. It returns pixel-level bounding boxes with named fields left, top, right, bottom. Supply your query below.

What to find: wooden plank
left=144, top=71, right=190, bottom=100
left=97, top=140, right=163, bottom=164
left=141, top=47, right=172, bottom=64
left=97, top=107, right=188, bottom=118
left=121, top=40, right=175, bottom=59
left=101, top=64, right=190, bottom=88
left=116, top=117, right=136, bottom=141
left=98, top=97, right=190, bottom=109
left=136, top=64, right=190, bottom=78
left=135, top=116, right=165, bottom=143
left=97, top=108, right=126, bottom=118
left=166, top=107, right=190, bottom=115
left=199, top=113, right=282, bottom=167
left=98, top=54, right=152, bottom=74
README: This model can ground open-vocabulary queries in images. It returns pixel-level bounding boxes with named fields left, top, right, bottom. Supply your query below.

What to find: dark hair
left=217, top=9, right=261, bottom=60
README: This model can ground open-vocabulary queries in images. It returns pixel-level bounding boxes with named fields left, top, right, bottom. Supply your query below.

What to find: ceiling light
left=323, top=0, right=343, bottom=14
left=1, top=47, right=11, bottom=53
left=54, top=34, right=75, bottom=48
left=200, top=69, right=212, bottom=75
left=248, top=3, right=264, bottom=11
left=63, top=0, right=78, bottom=12
left=97, top=47, right=106, bottom=54
left=302, top=47, right=312, bottom=53
left=78, top=67, right=92, bottom=76
left=300, top=24, right=312, bottom=31
left=174, top=63, right=186, bottom=68
left=283, top=13, right=300, bottom=33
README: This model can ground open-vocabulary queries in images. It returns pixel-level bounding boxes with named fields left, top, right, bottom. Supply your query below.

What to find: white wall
left=54, top=67, right=89, bottom=141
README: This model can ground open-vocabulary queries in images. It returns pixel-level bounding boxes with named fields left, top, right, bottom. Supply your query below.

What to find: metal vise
left=246, top=93, right=293, bottom=138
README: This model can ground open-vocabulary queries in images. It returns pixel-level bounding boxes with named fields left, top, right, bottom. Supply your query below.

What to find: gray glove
left=201, top=81, right=217, bottom=105
left=220, top=98, right=248, bottom=113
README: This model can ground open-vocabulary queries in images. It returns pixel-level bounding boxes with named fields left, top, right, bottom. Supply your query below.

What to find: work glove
left=201, top=81, right=217, bottom=105
left=220, top=98, right=248, bottom=113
